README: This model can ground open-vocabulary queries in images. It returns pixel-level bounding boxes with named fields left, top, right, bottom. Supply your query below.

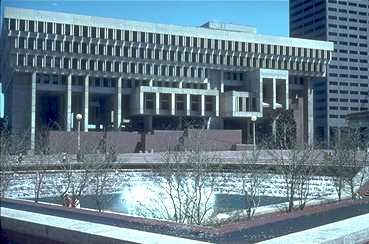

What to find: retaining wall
left=46, top=130, right=242, bottom=154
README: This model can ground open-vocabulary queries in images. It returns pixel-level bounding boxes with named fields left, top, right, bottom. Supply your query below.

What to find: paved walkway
left=2, top=198, right=369, bottom=243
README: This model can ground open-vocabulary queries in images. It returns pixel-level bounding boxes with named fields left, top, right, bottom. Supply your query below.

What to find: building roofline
left=4, top=7, right=334, bottom=51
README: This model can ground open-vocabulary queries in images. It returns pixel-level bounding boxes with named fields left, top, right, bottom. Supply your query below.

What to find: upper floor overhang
left=4, top=7, right=334, bottom=51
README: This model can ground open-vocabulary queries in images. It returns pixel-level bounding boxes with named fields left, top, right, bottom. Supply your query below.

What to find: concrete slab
left=1, top=207, right=213, bottom=244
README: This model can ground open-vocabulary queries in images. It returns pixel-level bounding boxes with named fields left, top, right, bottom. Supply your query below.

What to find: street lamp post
left=76, top=113, right=83, bottom=161
left=251, top=115, right=257, bottom=150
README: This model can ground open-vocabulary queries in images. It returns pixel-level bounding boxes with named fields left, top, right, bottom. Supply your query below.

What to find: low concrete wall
left=46, top=130, right=242, bottom=154
left=259, top=212, right=369, bottom=244
left=185, top=129, right=242, bottom=151
left=1, top=207, right=211, bottom=244
left=47, top=131, right=141, bottom=154
left=144, top=130, right=184, bottom=152
left=144, top=130, right=242, bottom=152
left=107, top=132, right=141, bottom=153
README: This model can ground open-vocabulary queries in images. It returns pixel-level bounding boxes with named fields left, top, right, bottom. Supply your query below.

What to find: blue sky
left=2, top=0, right=289, bottom=36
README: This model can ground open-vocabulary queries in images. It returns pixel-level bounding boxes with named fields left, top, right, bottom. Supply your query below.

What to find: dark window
left=9, top=19, right=16, bottom=30
left=108, top=29, right=113, bottom=39
left=91, top=27, right=96, bottom=38
left=100, top=28, right=105, bottom=39
left=74, top=25, right=79, bottom=36
left=38, top=21, right=44, bottom=33
left=46, top=40, right=53, bottom=51
left=65, top=24, right=70, bottom=35
left=19, top=20, right=25, bottom=31
left=116, top=29, right=121, bottom=40
left=83, top=26, right=88, bottom=37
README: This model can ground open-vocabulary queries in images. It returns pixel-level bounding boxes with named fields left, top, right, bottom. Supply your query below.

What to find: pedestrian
left=63, top=193, right=72, bottom=208
left=71, top=197, right=80, bottom=208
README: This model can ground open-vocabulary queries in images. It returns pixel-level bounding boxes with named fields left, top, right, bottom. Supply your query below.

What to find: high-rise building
left=290, top=0, right=369, bottom=144
left=1, top=7, right=333, bottom=151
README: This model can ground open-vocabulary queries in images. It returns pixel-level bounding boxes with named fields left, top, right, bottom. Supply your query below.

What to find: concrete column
left=201, top=94, right=205, bottom=116
left=186, top=94, right=191, bottom=116
left=215, top=94, right=219, bottom=117
left=66, top=74, right=72, bottom=131
left=171, top=93, right=175, bottom=115
left=155, top=92, right=160, bottom=115
left=304, top=78, right=314, bottom=145
left=83, top=76, right=89, bottom=132
left=30, top=72, right=36, bottom=152
left=220, top=70, right=224, bottom=93
left=114, top=77, right=122, bottom=130
left=139, top=91, right=144, bottom=114
left=272, top=78, right=277, bottom=109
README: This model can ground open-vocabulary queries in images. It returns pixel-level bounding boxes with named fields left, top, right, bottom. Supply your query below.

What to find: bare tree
left=56, top=152, right=92, bottom=207
left=0, top=129, right=25, bottom=197
left=266, top=114, right=320, bottom=212
left=238, top=150, right=268, bottom=219
left=86, top=142, right=120, bottom=213
left=328, top=127, right=369, bottom=200
left=142, top=129, right=221, bottom=225
left=269, top=144, right=319, bottom=212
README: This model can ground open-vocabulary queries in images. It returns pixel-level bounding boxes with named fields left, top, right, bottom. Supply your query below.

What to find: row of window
left=335, top=49, right=368, bottom=55
left=328, top=0, right=368, bottom=9
left=329, top=65, right=368, bottom=71
left=18, top=54, right=213, bottom=78
left=144, top=93, right=215, bottom=112
left=15, top=52, right=326, bottom=74
left=329, top=105, right=368, bottom=111
left=329, top=81, right=369, bottom=87
left=36, top=74, right=207, bottom=90
left=329, top=89, right=369, bottom=95
left=328, top=15, right=368, bottom=25
left=6, top=18, right=329, bottom=59
left=329, top=109, right=368, bottom=119
left=328, top=32, right=368, bottom=40
left=329, top=98, right=369, bottom=103
left=328, top=6, right=368, bottom=15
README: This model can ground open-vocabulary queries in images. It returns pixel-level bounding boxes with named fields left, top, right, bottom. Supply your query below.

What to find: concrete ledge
left=258, top=212, right=369, bottom=244
left=1, top=207, right=212, bottom=244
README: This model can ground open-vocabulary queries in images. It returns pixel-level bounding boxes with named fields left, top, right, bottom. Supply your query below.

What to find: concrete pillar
left=215, top=94, right=219, bottom=117
left=66, top=74, right=72, bottom=131
left=272, top=78, right=277, bottom=109
left=186, top=94, right=191, bottom=116
left=155, top=92, right=160, bottom=115
left=139, top=91, right=144, bottom=114
left=171, top=93, right=175, bottom=115
left=114, top=77, right=122, bottom=130
left=304, top=78, right=314, bottom=145
left=201, top=94, right=205, bottom=116
left=30, top=72, right=36, bottom=152
left=220, top=70, right=224, bottom=93
left=83, top=76, right=89, bottom=132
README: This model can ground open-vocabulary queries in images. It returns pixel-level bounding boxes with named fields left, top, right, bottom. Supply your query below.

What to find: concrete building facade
left=0, top=7, right=333, bottom=150
left=290, top=0, right=369, bottom=145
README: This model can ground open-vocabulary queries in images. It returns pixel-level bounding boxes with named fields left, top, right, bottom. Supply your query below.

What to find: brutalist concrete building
left=290, top=0, right=369, bottom=145
left=1, top=7, right=333, bottom=151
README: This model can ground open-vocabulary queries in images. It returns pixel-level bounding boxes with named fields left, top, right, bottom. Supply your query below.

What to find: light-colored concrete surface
left=258, top=212, right=369, bottom=244
left=1, top=207, right=213, bottom=244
